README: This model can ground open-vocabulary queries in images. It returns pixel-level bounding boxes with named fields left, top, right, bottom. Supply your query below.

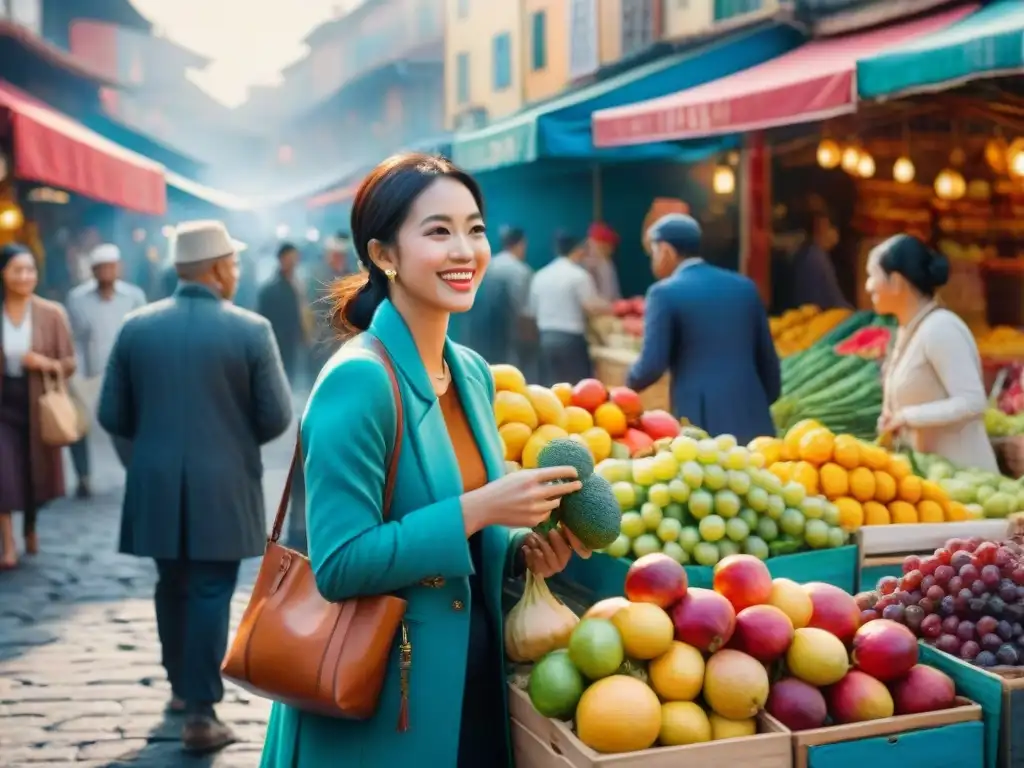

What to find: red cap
left=588, top=222, right=619, bottom=247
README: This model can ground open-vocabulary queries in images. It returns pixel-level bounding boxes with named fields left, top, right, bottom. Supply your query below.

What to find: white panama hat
left=171, top=220, right=247, bottom=265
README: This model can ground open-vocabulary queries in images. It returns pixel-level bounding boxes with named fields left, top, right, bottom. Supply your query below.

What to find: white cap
left=89, top=243, right=121, bottom=267
left=324, top=234, right=350, bottom=252
left=170, top=220, right=247, bottom=265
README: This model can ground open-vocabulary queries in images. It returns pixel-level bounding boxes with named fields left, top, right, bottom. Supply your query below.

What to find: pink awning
left=592, top=5, right=975, bottom=148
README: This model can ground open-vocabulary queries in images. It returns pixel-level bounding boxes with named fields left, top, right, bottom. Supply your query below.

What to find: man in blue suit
left=627, top=214, right=780, bottom=443
left=98, top=220, right=293, bottom=754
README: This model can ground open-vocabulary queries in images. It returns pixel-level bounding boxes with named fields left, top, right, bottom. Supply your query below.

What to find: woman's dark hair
left=329, top=152, right=484, bottom=334
left=877, top=234, right=949, bottom=297
left=0, top=243, right=34, bottom=297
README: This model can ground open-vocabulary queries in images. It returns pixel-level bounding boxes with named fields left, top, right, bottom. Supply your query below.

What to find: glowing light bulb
left=841, top=146, right=861, bottom=174
left=275, top=224, right=290, bottom=239
left=817, top=139, right=841, bottom=169
left=857, top=153, right=876, bottom=179
left=712, top=165, right=735, bottom=195
left=893, top=157, right=915, bottom=183
left=0, top=207, right=24, bottom=231
left=934, top=169, right=966, bottom=201
left=306, top=227, right=320, bottom=242
left=161, top=225, right=174, bottom=238
left=1011, top=151, right=1024, bottom=178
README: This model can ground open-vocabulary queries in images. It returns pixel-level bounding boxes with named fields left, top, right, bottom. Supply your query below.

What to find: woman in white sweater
left=865, top=234, right=998, bottom=472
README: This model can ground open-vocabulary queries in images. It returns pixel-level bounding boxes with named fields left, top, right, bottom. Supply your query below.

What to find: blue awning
left=450, top=22, right=802, bottom=173
left=857, top=0, right=1024, bottom=100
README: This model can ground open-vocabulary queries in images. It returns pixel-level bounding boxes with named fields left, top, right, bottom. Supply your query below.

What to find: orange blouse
left=438, top=385, right=488, bottom=493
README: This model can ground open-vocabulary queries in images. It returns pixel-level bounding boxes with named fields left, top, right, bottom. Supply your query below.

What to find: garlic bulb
left=504, top=572, right=580, bottom=663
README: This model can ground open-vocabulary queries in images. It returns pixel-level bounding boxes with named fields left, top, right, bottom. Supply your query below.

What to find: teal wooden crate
left=561, top=544, right=860, bottom=601
left=805, top=720, right=983, bottom=768
left=919, top=643, right=1024, bottom=768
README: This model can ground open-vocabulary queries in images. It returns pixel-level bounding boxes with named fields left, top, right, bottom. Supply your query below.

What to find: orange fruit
left=798, top=428, right=835, bottom=465
left=791, top=461, right=820, bottom=496
left=873, top=471, right=897, bottom=503
left=947, top=501, right=968, bottom=522
left=832, top=434, right=861, bottom=470
left=526, top=385, right=568, bottom=429
left=859, top=442, right=890, bottom=471
left=579, top=427, right=613, bottom=462
left=783, top=419, right=821, bottom=456
left=819, top=462, right=849, bottom=500
left=521, top=425, right=569, bottom=468
left=551, top=382, right=573, bottom=407
left=918, top=500, right=944, bottom=523
left=863, top=501, right=890, bottom=526
left=898, top=475, right=922, bottom=504
left=835, top=497, right=865, bottom=531
left=770, top=461, right=793, bottom=484
left=490, top=363, right=527, bottom=393
left=565, top=405, right=595, bottom=434
left=888, top=500, right=918, bottom=524
left=748, top=436, right=782, bottom=466
left=848, top=467, right=876, bottom=503
left=494, top=390, right=538, bottom=430
left=886, top=454, right=912, bottom=480
left=593, top=402, right=628, bottom=437
left=498, top=422, right=533, bottom=462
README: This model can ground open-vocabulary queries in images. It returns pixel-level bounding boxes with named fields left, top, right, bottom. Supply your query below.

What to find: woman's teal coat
left=260, top=300, right=526, bottom=767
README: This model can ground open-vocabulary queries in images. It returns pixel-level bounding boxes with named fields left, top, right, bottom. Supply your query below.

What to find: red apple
left=829, top=670, right=895, bottom=723
left=570, top=378, right=608, bottom=412
left=766, top=677, right=828, bottom=731
left=608, top=386, right=643, bottom=423
left=639, top=409, right=681, bottom=440
left=713, top=554, right=773, bottom=612
left=671, top=587, right=736, bottom=653
left=732, top=604, right=795, bottom=663
left=891, top=664, right=957, bottom=715
left=624, top=553, right=688, bottom=608
left=851, top=619, right=918, bottom=681
left=804, top=582, right=861, bottom=644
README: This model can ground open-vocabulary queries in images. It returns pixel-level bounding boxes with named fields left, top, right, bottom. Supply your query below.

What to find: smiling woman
left=259, top=153, right=589, bottom=768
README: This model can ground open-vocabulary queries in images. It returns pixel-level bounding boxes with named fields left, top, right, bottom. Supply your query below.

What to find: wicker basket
left=992, top=436, right=1024, bottom=479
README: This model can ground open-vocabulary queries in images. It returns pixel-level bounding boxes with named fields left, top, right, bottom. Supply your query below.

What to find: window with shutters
left=621, top=0, right=654, bottom=58
left=714, top=0, right=763, bottom=21
left=531, top=11, right=547, bottom=71
left=568, top=0, right=598, bottom=79
left=492, top=32, right=511, bottom=91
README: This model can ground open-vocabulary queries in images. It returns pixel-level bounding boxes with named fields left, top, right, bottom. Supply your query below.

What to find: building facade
left=522, top=0, right=570, bottom=104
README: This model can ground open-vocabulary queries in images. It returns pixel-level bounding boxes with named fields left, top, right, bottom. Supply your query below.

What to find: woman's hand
left=21, top=352, right=60, bottom=374
left=878, top=410, right=906, bottom=435
left=461, top=466, right=581, bottom=536
left=523, top=527, right=592, bottom=578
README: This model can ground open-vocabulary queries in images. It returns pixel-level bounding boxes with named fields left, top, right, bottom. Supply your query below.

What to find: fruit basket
left=589, top=346, right=670, bottom=413
left=509, top=685, right=792, bottom=768
left=992, top=436, right=1024, bottom=480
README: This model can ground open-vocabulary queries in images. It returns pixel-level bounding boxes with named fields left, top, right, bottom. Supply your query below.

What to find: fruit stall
left=588, top=297, right=670, bottom=413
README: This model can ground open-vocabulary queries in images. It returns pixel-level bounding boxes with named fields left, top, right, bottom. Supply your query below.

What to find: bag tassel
left=397, top=621, right=411, bottom=732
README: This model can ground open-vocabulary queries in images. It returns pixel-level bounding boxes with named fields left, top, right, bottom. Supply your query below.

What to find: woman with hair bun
left=259, top=153, right=589, bottom=768
left=865, top=234, right=997, bottom=471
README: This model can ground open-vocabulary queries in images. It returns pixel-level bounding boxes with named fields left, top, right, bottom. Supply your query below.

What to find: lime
left=632, top=533, right=662, bottom=559
left=657, top=517, right=683, bottom=543
left=662, top=541, right=688, bottom=564
left=612, top=481, right=637, bottom=511
left=725, top=517, right=750, bottom=542
left=822, top=502, right=840, bottom=527
left=568, top=619, right=624, bottom=680
left=804, top=519, right=829, bottom=549
left=703, top=465, right=728, bottom=491
left=693, top=541, right=720, bottom=566
left=827, top=526, right=848, bottom=549
left=714, top=490, right=742, bottom=519
left=698, top=514, right=726, bottom=542
left=680, top=461, right=705, bottom=489
left=528, top=649, right=585, bottom=718
left=604, top=534, right=631, bottom=559
left=641, top=502, right=663, bottom=531
left=779, top=508, right=806, bottom=538
left=756, top=516, right=779, bottom=542
left=746, top=486, right=769, bottom=513
left=678, top=526, right=701, bottom=554
left=620, top=511, right=645, bottom=539
left=717, top=539, right=741, bottom=559
left=668, top=478, right=692, bottom=503
left=648, top=483, right=672, bottom=508
left=801, top=496, right=825, bottom=520
left=737, top=507, right=759, bottom=531
left=765, top=494, right=786, bottom=520
left=727, top=469, right=751, bottom=495
left=743, top=535, right=770, bottom=561
left=781, top=482, right=806, bottom=507
left=671, top=436, right=699, bottom=463
left=663, top=503, right=686, bottom=522
left=688, top=489, right=713, bottom=519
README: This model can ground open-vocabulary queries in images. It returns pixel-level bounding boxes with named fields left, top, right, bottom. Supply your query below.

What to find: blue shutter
left=457, top=52, right=470, bottom=104
left=531, top=11, right=547, bottom=70
left=493, top=32, right=511, bottom=90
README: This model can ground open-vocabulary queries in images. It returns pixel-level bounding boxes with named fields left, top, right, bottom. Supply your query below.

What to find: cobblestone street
left=0, top=421, right=301, bottom=768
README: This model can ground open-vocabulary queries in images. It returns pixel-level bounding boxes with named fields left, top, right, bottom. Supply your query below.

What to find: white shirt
left=66, top=279, right=147, bottom=378
left=528, top=256, right=598, bottom=335
left=2, top=302, right=32, bottom=377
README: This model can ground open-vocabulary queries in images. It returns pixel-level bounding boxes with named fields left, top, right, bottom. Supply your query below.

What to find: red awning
left=592, top=5, right=975, bottom=148
left=0, top=81, right=166, bottom=215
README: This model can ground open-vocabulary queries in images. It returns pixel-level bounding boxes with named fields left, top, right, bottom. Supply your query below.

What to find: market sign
left=451, top=120, right=536, bottom=173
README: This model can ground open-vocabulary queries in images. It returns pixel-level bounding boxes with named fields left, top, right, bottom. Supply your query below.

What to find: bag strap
left=269, top=335, right=406, bottom=543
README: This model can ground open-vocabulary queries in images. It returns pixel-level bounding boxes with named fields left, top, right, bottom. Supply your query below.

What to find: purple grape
left=935, top=565, right=955, bottom=585
left=919, top=598, right=936, bottom=614
left=921, top=575, right=937, bottom=593
left=938, top=596, right=956, bottom=617
left=941, top=615, right=960, bottom=634
left=899, top=590, right=918, bottom=607
left=935, top=634, right=962, bottom=655
left=972, top=580, right=989, bottom=597
left=976, top=650, right=997, bottom=667
left=956, top=621, right=976, bottom=642
left=882, top=604, right=906, bottom=623
left=921, top=614, right=943, bottom=639
left=982, top=565, right=1002, bottom=587
left=981, top=633, right=1003, bottom=653
left=926, top=585, right=946, bottom=602
left=977, top=616, right=999, bottom=636
left=904, top=605, right=926, bottom=632
left=961, top=640, right=981, bottom=661
left=959, top=564, right=980, bottom=583
left=951, top=551, right=973, bottom=571
left=997, top=644, right=1020, bottom=666
left=947, top=575, right=964, bottom=595
left=1001, top=583, right=1018, bottom=603
left=998, top=620, right=1014, bottom=641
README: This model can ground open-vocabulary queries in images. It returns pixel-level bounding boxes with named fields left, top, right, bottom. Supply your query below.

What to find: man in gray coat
left=98, top=220, right=292, bottom=754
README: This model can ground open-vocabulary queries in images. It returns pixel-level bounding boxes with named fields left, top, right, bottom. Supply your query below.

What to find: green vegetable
left=537, top=438, right=594, bottom=480
left=559, top=474, right=622, bottom=550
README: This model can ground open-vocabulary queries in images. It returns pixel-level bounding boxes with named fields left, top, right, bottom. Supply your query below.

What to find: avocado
left=537, top=438, right=594, bottom=480
left=559, top=474, right=622, bottom=550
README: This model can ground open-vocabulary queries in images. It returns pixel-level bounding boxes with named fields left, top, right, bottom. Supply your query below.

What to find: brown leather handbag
left=222, top=338, right=410, bottom=726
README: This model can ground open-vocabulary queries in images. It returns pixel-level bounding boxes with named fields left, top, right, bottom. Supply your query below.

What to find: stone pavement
left=0, top=419, right=302, bottom=768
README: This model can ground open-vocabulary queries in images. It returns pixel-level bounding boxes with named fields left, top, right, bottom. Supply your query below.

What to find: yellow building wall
left=444, top=0, right=524, bottom=129
left=597, top=0, right=622, bottom=65
left=523, top=0, right=570, bottom=103
left=663, top=0, right=780, bottom=40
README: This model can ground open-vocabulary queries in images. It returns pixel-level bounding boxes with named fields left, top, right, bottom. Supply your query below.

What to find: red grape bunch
left=855, top=537, right=1024, bottom=668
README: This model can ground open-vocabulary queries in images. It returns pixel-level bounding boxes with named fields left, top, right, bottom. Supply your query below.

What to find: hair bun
left=927, top=251, right=950, bottom=288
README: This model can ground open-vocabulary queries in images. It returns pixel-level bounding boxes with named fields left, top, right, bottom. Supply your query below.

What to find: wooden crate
left=510, top=684, right=792, bottom=768
left=790, top=697, right=983, bottom=768
left=920, top=644, right=1024, bottom=768
left=590, top=346, right=670, bottom=412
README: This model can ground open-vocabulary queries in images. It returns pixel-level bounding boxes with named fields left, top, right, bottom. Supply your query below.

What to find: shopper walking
left=0, top=243, right=77, bottom=569
left=257, top=242, right=307, bottom=387
left=98, top=220, right=292, bottom=753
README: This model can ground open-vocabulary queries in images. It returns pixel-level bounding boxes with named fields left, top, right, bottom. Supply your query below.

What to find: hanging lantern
left=816, top=139, right=841, bottom=169
left=1008, top=138, right=1024, bottom=178
left=934, top=168, right=966, bottom=201
left=856, top=152, right=876, bottom=179
left=893, top=157, right=916, bottom=184
left=841, top=146, right=861, bottom=174
left=712, top=165, right=735, bottom=195
left=0, top=205, right=24, bottom=231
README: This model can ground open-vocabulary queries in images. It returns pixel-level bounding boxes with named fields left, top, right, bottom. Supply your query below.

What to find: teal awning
left=450, top=23, right=802, bottom=173
left=857, top=0, right=1024, bottom=99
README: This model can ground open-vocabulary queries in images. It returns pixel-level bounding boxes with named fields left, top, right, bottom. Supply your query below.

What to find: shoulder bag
left=222, top=336, right=410, bottom=727
left=38, top=372, right=87, bottom=447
